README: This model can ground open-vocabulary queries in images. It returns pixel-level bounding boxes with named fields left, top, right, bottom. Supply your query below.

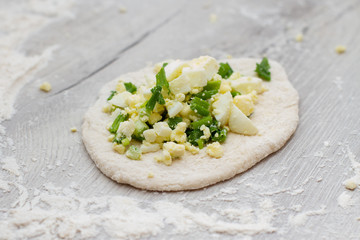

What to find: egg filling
left=103, top=56, right=270, bottom=164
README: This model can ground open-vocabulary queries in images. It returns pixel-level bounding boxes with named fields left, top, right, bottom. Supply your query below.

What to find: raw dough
left=82, top=58, right=299, bottom=191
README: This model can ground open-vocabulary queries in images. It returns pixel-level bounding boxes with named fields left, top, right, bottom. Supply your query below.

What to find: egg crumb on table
left=39, top=82, right=52, bottom=92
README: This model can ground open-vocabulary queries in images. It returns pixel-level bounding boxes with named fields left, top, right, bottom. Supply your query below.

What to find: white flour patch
left=1, top=156, right=20, bottom=176
left=343, top=145, right=360, bottom=187
left=333, top=76, right=343, bottom=90
left=337, top=191, right=355, bottom=209
left=0, top=184, right=276, bottom=239
left=0, top=1, right=73, bottom=122
left=288, top=205, right=327, bottom=227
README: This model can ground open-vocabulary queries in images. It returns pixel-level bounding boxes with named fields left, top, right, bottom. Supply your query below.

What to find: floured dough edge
left=82, top=58, right=299, bottom=191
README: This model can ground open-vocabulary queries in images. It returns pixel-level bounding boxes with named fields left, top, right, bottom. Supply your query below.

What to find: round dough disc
left=82, top=58, right=299, bottom=191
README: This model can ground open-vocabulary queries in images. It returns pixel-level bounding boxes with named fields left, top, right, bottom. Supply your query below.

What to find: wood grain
left=3, top=0, right=360, bottom=238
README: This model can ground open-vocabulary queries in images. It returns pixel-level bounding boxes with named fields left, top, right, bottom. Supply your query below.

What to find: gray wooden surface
left=3, top=0, right=360, bottom=238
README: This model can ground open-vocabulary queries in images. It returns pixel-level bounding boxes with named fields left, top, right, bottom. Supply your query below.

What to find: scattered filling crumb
left=209, top=14, right=218, bottom=23
left=295, top=33, right=303, bottom=42
left=335, top=45, right=346, bottom=54
left=39, top=82, right=52, bottom=92
left=119, top=7, right=127, bottom=13
left=344, top=179, right=357, bottom=191
left=103, top=56, right=271, bottom=165
left=70, top=127, right=77, bottom=132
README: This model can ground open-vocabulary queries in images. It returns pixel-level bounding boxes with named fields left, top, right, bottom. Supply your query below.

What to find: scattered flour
left=0, top=184, right=276, bottom=239
left=1, top=156, right=20, bottom=176
left=333, top=76, right=343, bottom=90
left=0, top=1, right=359, bottom=239
left=0, top=1, right=73, bottom=122
left=337, top=191, right=355, bottom=209
left=343, top=145, right=360, bottom=188
left=288, top=205, right=327, bottom=227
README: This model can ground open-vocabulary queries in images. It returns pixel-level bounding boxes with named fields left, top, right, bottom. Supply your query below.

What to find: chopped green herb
left=121, top=138, right=130, bottom=146
left=126, top=145, right=142, bottom=160
left=194, top=80, right=221, bottom=100
left=231, top=90, right=241, bottom=97
left=203, top=80, right=221, bottom=91
left=124, top=82, right=137, bottom=93
left=191, top=115, right=213, bottom=129
left=197, top=139, right=204, bottom=149
left=255, top=57, right=271, bottom=81
left=190, top=97, right=210, bottom=116
left=109, top=113, right=128, bottom=134
left=218, top=62, right=233, bottom=79
left=168, top=117, right=183, bottom=130
left=132, top=120, right=149, bottom=141
left=156, top=63, right=170, bottom=93
left=211, top=128, right=227, bottom=143
left=186, top=129, right=203, bottom=146
left=194, top=89, right=218, bottom=100
left=113, top=133, right=125, bottom=144
left=107, top=91, right=117, bottom=101
left=145, top=86, right=165, bottom=112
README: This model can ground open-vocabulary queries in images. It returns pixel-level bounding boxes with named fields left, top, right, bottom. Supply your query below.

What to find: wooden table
left=3, top=0, right=360, bottom=238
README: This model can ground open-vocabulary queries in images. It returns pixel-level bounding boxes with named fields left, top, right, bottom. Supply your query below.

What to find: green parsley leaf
left=203, top=80, right=221, bottom=91
left=145, top=86, right=164, bottom=112
left=124, top=82, right=137, bottom=94
left=211, top=128, right=227, bottom=143
left=231, top=90, right=241, bottom=97
left=107, top=91, right=117, bottom=101
left=255, top=57, right=271, bottom=81
left=190, top=115, right=213, bottom=129
left=109, top=113, right=129, bottom=134
left=190, top=97, right=210, bottom=116
left=156, top=63, right=170, bottom=93
left=168, top=117, right=183, bottom=130
left=218, top=62, right=233, bottom=79
left=186, top=129, right=203, bottom=146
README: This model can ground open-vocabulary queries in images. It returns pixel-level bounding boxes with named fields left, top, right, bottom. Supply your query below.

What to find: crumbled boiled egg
left=39, top=82, right=52, bottom=92
left=164, top=60, right=189, bottom=81
left=171, top=122, right=187, bottom=143
left=219, top=81, right=231, bottom=94
left=212, top=91, right=232, bottom=126
left=200, top=125, right=211, bottom=140
left=109, top=91, right=132, bottom=108
left=206, top=142, right=223, bottom=158
left=155, top=149, right=172, bottom=166
left=228, top=103, right=258, bottom=135
left=153, top=122, right=172, bottom=138
left=163, top=142, right=185, bottom=158
left=148, top=112, right=162, bottom=125
left=115, top=81, right=126, bottom=92
left=230, top=77, right=266, bottom=94
left=102, top=103, right=113, bottom=113
left=126, top=94, right=141, bottom=108
left=233, top=94, right=255, bottom=116
left=190, top=56, right=219, bottom=81
left=165, top=100, right=183, bottom=118
left=108, top=134, right=115, bottom=142
left=143, top=129, right=157, bottom=143
left=169, top=56, right=219, bottom=94
left=180, top=103, right=192, bottom=118
left=175, top=93, right=185, bottom=102
left=141, top=141, right=161, bottom=153
left=295, top=33, right=303, bottom=42
left=335, top=45, right=346, bottom=54
left=184, top=142, right=200, bottom=154
left=117, top=120, right=135, bottom=139
left=113, top=143, right=126, bottom=154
